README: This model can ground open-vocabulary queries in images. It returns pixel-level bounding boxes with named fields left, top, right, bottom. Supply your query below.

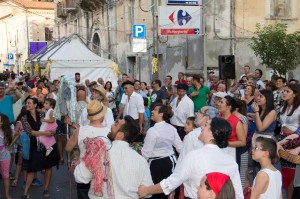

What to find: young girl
left=184, top=116, right=196, bottom=134
left=38, top=98, right=57, bottom=156
left=0, top=114, right=13, bottom=199
left=251, top=137, right=282, bottom=199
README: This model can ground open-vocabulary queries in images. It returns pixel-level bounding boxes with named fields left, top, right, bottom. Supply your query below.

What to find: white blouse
left=280, top=106, right=300, bottom=132
left=141, top=121, right=182, bottom=160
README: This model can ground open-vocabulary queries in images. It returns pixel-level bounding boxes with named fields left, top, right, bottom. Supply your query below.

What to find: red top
left=219, top=113, right=239, bottom=142
left=175, top=79, right=187, bottom=85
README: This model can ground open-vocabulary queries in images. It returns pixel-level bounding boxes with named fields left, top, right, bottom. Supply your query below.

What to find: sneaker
left=43, top=190, right=50, bottom=198
left=31, top=178, right=43, bottom=186
left=45, top=147, right=53, bottom=157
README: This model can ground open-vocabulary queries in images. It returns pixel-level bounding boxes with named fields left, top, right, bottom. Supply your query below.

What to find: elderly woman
left=138, top=118, right=243, bottom=199
left=20, top=97, right=59, bottom=198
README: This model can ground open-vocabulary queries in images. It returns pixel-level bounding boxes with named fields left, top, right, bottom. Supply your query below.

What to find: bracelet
left=254, top=111, right=259, bottom=113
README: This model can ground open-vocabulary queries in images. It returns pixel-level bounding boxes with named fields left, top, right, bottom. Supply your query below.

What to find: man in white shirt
left=75, top=115, right=153, bottom=199
left=117, top=80, right=145, bottom=133
left=254, top=69, right=266, bottom=90
left=239, top=65, right=252, bottom=80
left=170, top=83, right=194, bottom=140
left=78, top=86, right=114, bottom=127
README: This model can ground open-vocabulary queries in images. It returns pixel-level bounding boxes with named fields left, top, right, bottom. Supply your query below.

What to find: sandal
left=11, top=180, right=18, bottom=187
left=43, top=190, right=50, bottom=198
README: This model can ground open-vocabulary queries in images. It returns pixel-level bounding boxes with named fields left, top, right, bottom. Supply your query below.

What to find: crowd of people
left=0, top=65, right=299, bottom=199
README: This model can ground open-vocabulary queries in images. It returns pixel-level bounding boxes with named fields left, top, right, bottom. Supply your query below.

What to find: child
left=251, top=137, right=282, bottom=199
left=38, top=98, right=57, bottom=156
left=184, top=116, right=196, bottom=134
left=0, top=114, right=13, bottom=199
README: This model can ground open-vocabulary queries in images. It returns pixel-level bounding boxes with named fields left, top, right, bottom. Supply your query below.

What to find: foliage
left=250, top=23, right=300, bottom=76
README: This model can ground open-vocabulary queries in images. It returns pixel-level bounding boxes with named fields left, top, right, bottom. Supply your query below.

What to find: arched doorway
left=92, top=33, right=100, bottom=55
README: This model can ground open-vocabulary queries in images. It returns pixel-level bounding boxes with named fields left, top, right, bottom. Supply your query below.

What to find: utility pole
left=152, top=0, right=159, bottom=80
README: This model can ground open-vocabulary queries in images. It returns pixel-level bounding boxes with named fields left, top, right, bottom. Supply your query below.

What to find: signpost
left=132, top=24, right=147, bottom=53
left=158, top=6, right=201, bottom=36
left=167, top=0, right=198, bottom=5
left=8, top=53, right=14, bottom=65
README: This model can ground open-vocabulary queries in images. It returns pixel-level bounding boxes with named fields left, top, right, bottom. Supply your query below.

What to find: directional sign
left=167, top=0, right=198, bottom=5
left=159, top=6, right=201, bottom=36
left=132, top=24, right=146, bottom=39
left=8, top=53, right=14, bottom=60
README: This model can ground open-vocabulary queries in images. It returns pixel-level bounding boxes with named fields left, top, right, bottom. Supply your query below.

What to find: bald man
left=75, top=90, right=87, bottom=124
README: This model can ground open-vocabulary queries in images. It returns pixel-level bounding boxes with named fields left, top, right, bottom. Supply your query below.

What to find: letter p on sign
left=132, top=24, right=146, bottom=39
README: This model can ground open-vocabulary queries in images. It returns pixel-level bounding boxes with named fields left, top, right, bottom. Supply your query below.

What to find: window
left=45, top=27, right=53, bottom=41
left=267, top=0, right=297, bottom=19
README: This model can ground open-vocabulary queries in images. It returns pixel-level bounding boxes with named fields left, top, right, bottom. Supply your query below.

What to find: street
left=0, top=155, right=77, bottom=199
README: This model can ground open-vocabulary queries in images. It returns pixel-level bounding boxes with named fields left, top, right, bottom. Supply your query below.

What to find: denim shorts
left=56, top=119, right=66, bottom=135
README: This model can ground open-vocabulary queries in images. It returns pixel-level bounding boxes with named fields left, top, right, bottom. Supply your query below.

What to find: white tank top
left=253, top=168, right=282, bottom=199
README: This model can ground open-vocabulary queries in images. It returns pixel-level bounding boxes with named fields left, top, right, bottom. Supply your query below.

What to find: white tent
left=36, top=34, right=119, bottom=87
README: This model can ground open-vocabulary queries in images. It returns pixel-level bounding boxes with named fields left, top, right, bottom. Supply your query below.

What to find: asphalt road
left=0, top=156, right=77, bottom=199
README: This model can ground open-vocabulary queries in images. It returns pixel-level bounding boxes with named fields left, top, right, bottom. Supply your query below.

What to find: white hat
left=213, top=92, right=228, bottom=98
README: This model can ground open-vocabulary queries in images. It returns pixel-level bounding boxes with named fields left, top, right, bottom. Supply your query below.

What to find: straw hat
left=87, top=100, right=107, bottom=121
left=93, top=86, right=106, bottom=96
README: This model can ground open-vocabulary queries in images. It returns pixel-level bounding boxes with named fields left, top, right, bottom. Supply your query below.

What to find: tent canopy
left=31, top=34, right=119, bottom=88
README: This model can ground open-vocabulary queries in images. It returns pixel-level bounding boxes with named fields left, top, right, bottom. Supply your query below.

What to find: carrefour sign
left=167, top=0, right=198, bottom=5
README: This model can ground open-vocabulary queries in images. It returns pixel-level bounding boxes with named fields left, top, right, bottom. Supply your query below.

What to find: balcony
left=65, top=0, right=78, bottom=13
left=57, top=2, right=67, bottom=19
left=80, top=0, right=106, bottom=12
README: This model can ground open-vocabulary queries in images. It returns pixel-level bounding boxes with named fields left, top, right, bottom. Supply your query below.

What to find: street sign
left=158, top=6, right=201, bottom=36
left=132, top=38, right=147, bottom=53
left=8, top=53, right=14, bottom=60
left=167, top=0, right=198, bottom=5
left=132, top=24, right=146, bottom=39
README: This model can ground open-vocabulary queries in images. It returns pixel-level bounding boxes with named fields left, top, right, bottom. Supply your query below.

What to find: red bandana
left=206, top=172, right=230, bottom=196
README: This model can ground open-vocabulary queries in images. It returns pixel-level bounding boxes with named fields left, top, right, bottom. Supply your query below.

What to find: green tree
left=250, top=23, right=300, bottom=76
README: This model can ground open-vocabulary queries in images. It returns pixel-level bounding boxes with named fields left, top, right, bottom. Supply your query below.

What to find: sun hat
left=93, top=86, right=107, bottom=96
left=87, top=100, right=107, bottom=121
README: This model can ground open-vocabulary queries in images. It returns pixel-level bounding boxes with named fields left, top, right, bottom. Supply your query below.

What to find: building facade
left=54, top=0, right=300, bottom=83
left=0, top=0, right=54, bottom=73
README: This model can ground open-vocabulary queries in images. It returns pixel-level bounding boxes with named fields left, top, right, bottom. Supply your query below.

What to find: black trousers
left=149, top=155, right=176, bottom=199
left=173, top=125, right=186, bottom=141
left=77, top=183, right=90, bottom=199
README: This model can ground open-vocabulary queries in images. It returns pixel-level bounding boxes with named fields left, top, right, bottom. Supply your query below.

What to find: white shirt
left=78, top=125, right=110, bottom=159
left=142, top=121, right=182, bottom=160
left=74, top=140, right=154, bottom=199
left=256, top=79, right=266, bottom=90
left=78, top=106, right=114, bottom=128
left=170, top=95, right=194, bottom=127
left=160, top=144, right=243, bottom=199
left=253, top=168, right=282, bottom=199
left=121, top=92, right=145, bottom=120
left=280, top=106, right=300, bottom=132
left=176, top=128, right=203, bottom=166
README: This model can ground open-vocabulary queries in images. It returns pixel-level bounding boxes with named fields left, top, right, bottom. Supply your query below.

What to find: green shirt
left=189, top=86, right=210, bottom=112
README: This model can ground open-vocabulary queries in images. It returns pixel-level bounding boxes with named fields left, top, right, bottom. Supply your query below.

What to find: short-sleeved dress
left=21, top=111, right=59, bottom=172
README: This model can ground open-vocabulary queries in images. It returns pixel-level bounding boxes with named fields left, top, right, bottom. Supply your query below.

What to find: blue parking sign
left=8, top=53, right=14, bottom=60
left=132, top=24, right=146, bottom=39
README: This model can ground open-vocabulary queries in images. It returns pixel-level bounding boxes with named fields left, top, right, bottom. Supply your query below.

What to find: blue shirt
left=17, top=132, right=30, bottom=160
left=0, top=95, right=14, bottom=123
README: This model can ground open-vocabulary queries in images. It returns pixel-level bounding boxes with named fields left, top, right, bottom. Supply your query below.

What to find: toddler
left=38, top=98, right=57, bottom=156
